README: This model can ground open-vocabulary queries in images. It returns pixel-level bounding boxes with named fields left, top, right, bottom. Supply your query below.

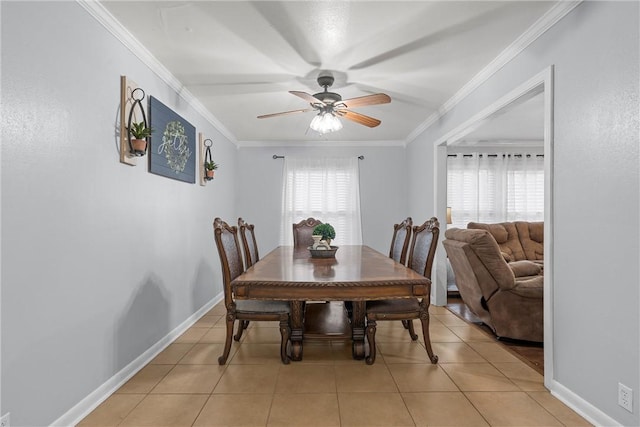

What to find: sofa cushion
left=467, top=222, right=527, bottom=261
left=515, top=221, right=544, bottom=260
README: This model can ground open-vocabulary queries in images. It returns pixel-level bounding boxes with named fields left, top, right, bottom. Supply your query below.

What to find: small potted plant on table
left=310, top=223, right=337, bottom=257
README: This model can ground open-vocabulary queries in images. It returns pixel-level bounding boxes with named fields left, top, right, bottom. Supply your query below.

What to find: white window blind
left=447, top=153, right=544, bottom=228
left=280, top=157, right=363, bottom=246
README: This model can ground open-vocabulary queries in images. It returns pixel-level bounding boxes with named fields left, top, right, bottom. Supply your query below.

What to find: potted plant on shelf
left=313, top=223, right=336, bottom=247
left=204, top=160, right=218, bottom=180
left=127, top=121, right=153, bottom=155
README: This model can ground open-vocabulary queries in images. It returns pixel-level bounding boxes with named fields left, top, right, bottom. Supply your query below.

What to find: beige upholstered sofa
left=467, top=221, right=544, bottom=265
left=443, top=222, right=544, bottom=342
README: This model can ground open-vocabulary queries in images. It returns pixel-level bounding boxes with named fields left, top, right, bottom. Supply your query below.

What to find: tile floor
left=78, top=302, right=591, bottom=427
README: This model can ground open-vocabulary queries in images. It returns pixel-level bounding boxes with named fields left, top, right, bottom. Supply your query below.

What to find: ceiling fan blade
left=257, top=108, right=313, bottom=119
left=290, top=90, right=325, bottom=105
left=339, top=93, right=391, bottom=109
left=337, top=110, right=382, bottom=128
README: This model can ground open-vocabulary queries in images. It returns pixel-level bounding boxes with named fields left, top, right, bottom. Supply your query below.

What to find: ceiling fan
left=257, top=72, right=391, bottom=134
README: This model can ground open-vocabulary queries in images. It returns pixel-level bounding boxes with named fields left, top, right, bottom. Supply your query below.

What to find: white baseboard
left=51, top=293, right=223, bottom=427
left=548, top=379, right=622, bottom=427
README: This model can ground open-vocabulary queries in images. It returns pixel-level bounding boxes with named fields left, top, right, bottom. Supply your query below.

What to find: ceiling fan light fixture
left=309, top=111, right=343, bottom=134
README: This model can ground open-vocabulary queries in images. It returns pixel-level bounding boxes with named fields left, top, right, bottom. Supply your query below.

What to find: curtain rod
left=273, top=155, right=364, bottom=160
left=447, top=154, right=544, bottom=158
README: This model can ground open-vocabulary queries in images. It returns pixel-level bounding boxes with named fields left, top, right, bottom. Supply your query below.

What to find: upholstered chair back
left=292, top=217, right=323, bottom=249
left=238, top=217, right=259, bottom=268
left=389, top=217, right=413, bottom=265
left=213, top=218, right=244, bottom=308
left=407, top=217, right=440, bottom=280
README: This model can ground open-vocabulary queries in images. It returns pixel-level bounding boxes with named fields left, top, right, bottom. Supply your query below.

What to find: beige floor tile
left=377, top=341, right=432, bottom=364
left=193, top=394, right=273, bottom=426
left=527, top=391, right=593, bottom=426
left=330, top=341, right=372, bottom=364
left=179, top=342, right=228, bottom=364
left=467, top=341, right=521, bottom=363
left=440, top=363, right=519, bottom=391
left=150, top=343, right=194, bottom=364
left=334, top=364, right=397, bottom=392
left=193, top=315, right=222, bottom=328
left=207, top=304, right=227, bottom=316
left=151, top=364, right=225, bottom=394
left=268, top=393, right=340, bottom=426
left=430, top=305, right=452, bottom=315
left=371, top=325, right=419, bottom=342
left=402, top=392, right=489, bottom=426
left=465, top=391, right=563, bottom=426
left=120, top=394, right=208, bottom=426
left=426, top=323, right=464, bottom=343
left=432, top=313, right=471, bottom=327
left=229, top=343, right=287, bottom=364
left=275, top=364, right=336, bottom=393
left=448, top=325, right=495, bottom=342
left=493, top=362, right=546, bottom=391
left=338, top=392, right=415, bottom=427
left=387, top=364, right=459, bottom=392
left=174, top=327, right=209, bottom=343
left=117, top=364, right=173, bottom=394
left=77, top=394, right=145, bottom=426
left=199, top=327, right=234, bottom=343
left=291, top=341, right=335, bottom=364
left=431, top=342, right=486, bottom=363
left=243, top=325, right=285, bottom=343
left=213, top=364, right=280, bottom=394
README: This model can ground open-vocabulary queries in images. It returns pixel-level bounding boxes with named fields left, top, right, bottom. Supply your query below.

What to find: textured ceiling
left=100, top=1, right=555, bottom=143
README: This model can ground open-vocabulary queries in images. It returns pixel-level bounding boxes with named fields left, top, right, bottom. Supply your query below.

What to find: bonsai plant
left=313, top=223, right=336, bottom=246
left=127, top=121, right=154, bottom=155
left=204, top=160, right=218, bottom=180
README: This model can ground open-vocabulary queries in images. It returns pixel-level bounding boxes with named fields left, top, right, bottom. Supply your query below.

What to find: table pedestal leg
left=351, top=301, right=366, bottom=360
left=289, top=301, right=304, bottom=361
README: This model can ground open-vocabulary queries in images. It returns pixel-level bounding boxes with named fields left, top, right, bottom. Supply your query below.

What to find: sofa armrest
left=510, top=275, right=544, bottom=298
left=508, top=260, right=542, bottom=278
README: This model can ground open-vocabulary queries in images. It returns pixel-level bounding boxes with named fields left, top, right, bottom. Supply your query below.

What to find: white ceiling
left=100, top=1, right=556, bottom=143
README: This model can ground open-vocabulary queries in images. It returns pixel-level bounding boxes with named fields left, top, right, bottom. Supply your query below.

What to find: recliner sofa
left=443, top=223, right=543, bottom=342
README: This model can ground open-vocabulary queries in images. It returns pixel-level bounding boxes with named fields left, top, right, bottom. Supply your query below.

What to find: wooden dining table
left=231, top=245, right=431, bottom=361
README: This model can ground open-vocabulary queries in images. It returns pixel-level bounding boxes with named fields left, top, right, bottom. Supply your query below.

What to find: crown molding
left=406, top=0, right=582, bottom=144
left=236, top=139, right=406, bottom=148
left=77, top=0, right=238, bottom=145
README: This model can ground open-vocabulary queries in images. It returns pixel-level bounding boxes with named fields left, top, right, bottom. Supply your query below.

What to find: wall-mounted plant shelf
left=119, top=76, right=149, bottom=166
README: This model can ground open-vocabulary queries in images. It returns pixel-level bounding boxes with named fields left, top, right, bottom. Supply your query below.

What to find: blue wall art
left=149, top=96, right=196, bottom=183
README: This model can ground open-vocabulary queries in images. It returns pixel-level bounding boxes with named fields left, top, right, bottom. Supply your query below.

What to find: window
left=447, top=153, right=544, bottom=228
left=280, top=157, right=362, bottom=245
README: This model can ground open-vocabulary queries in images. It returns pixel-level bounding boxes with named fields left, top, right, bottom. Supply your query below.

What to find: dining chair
left=365, top=217, right=440, bottom=365
left=213, top=218, right=290, bottom=364
left=389, top=217, right=413, bottom=265
left=238, top=217, right=259, bottom=269
left=292, top=217, right=323, bottom=249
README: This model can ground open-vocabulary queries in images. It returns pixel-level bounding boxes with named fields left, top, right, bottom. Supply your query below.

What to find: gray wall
left=237, top=145, right=409, bottom=256
left=2, top=1, right=638, bottom=426
left=407, top=2, right=639, bottom=426
left=1, top=2, right=236, bottom=425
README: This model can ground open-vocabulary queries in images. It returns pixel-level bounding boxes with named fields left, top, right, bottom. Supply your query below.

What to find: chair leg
left=404, top=319, right=419, bottom=341
left=279, top=317, right=290, bottom=364
left=419, top=312, right=438, bottom=364
left=365, top=319, right=377, bottom=365
left=218, top=313, right=235, bottom=365
left=234, top=320, right=250, bottom=341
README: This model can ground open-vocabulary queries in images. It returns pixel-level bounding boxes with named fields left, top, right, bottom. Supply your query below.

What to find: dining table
left=231, top=245, right=431, bottom=361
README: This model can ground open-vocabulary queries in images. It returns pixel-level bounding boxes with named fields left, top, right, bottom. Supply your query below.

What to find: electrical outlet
left=618, top=383, right=633, bottom=413
left=0, top=412, right=10, bottom=427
